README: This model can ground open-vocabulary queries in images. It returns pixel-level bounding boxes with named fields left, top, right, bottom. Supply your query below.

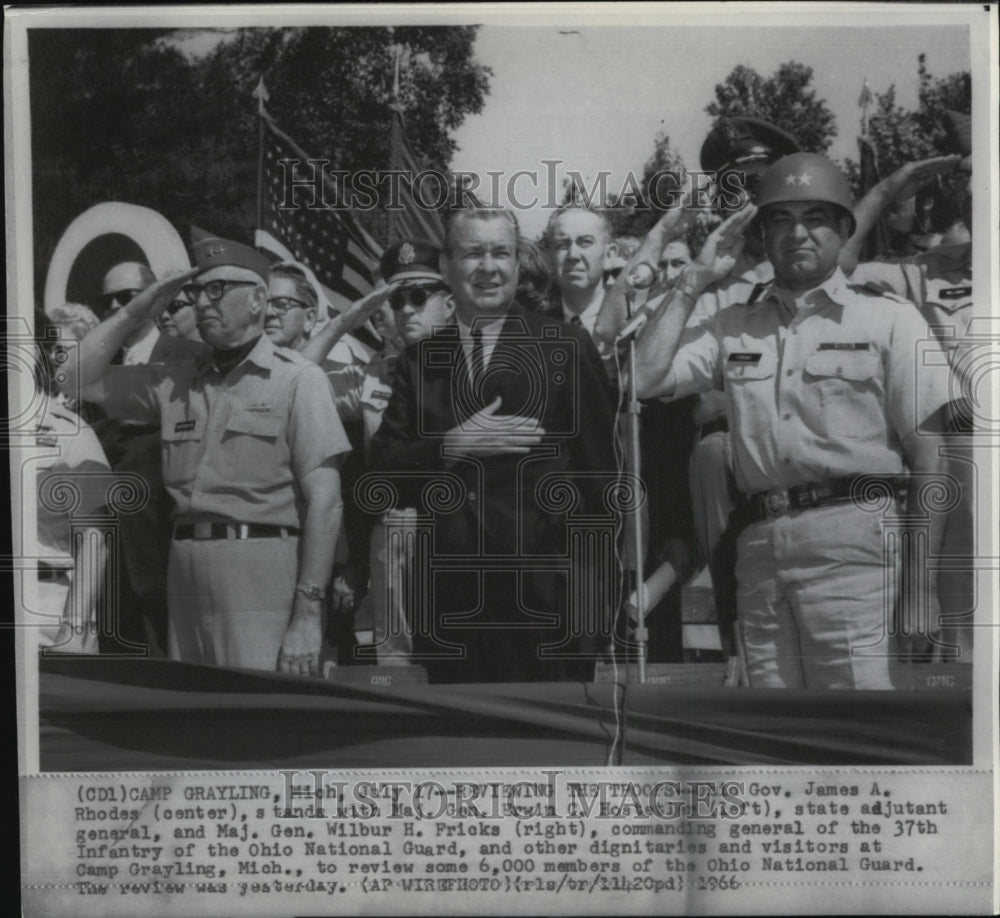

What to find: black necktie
left=569, top=314, right=582, bottom=327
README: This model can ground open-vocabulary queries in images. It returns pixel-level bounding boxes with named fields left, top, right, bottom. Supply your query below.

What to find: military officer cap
left=380, top=239, right=444, bottom=286
left=190, top=226, right=271, bottom=281
left=700, top=117, right=801, bottom=174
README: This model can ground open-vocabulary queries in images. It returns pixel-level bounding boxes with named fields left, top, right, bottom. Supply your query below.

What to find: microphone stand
left=623, top=286, right=647, bottom=685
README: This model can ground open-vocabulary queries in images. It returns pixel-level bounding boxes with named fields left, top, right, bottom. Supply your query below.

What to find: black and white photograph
left=7, top=3, right=997, bottom=915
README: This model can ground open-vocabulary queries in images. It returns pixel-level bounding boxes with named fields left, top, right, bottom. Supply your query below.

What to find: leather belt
left=699, top=417, right=729, bottom=441
left=732, top=476, right=906, bottom=527
left=173, top=522, right=299, bottom=541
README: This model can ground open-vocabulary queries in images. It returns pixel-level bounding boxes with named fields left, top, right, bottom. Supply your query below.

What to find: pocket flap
left=805, top=349, right=878, bottom=381
left=226, top=411, right=282, bottom=438
left=163, top=418, right=202, bottom=441
left=724, top=351, right=776, bottom=380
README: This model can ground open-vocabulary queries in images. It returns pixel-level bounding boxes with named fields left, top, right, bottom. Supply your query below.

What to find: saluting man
left=62, top=229, right=351, bottom=676
left=633, top=153, right=952, bottom=689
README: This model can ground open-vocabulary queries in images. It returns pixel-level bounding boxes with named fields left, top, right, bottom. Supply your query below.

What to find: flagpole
left=254, top=76, right=268, bottom=235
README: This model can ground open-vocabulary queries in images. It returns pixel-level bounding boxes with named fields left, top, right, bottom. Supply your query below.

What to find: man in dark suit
left=369, top=207, right=619, bottom=683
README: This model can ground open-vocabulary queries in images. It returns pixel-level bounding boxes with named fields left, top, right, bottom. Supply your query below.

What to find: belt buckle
left=235, top=523, right=249, bottom=540
left=193, top=521, right=213, bottom=540
left=764, top=489, right=789, bottom=517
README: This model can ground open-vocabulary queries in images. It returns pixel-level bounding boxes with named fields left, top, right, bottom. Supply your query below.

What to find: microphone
left=624, top=261, right=658, bottom=290
left=615, top=308, right=650, bottom=344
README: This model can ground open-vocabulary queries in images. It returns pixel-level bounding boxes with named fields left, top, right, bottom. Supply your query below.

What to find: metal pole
left=625, top=289, right=646, bottom=684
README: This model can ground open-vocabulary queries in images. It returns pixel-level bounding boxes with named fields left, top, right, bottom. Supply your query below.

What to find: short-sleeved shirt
left=35, top=396, right=112, bottom=566
left=326, top=348, right=399, bottom=453
left=850, top=243, right=974, bottom=403
left=100, top=334, right=350, bottom=527
left=656, top=268, right=951, bottom=495
left=681, top=253, right=773, bottom=426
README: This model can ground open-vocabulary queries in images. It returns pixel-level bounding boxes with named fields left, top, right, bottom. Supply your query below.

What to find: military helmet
left=756, top=153, right=856, bottom=233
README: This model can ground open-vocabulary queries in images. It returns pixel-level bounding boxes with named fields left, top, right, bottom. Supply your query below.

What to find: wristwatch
left=295, top=582, right=325, bottom=601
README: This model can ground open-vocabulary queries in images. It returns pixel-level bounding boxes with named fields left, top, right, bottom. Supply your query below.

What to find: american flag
left=387, top=105, right=446, bottom=247
left=256, top=114, right=383, bottom=312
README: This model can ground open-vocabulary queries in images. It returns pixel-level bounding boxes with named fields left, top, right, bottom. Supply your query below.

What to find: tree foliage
left=705, top=61, right=837, bottom=154
left=842, top=55, right=971, bottom=197
left=29, top=26, right=491, bottom=299
left=604, top=131, right=688, bottom=237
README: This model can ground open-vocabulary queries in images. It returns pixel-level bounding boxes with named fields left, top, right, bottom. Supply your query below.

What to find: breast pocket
left=223, top=411, right=287, bottom=484
left=723, top=353, right=777, bottom=384
left=804, top=349, right=883, bottom=439
left=161, top=418, right=204, bottom=486
left=722, top=352, right=777, bottom=436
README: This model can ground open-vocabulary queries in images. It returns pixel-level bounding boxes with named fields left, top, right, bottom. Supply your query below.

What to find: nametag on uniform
left=817, top=342, right=871, bottom=351
left=245, top=404, right=272, bottom=413
left=939, top=286, right=972, bottom=299
left=727, top=352, right=762, bottom=364
left=174, top=419, right=197, bottom=433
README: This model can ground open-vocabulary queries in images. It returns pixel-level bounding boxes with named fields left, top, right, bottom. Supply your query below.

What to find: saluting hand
left=123, top=267, right=201, bottom=324
left=443, top=396, right=544, bottom=457
left=883, top=154, right=963, bottom=204
left=337, top=282, right=401, bottom=332
left=689, top=204, right=759, bottom=288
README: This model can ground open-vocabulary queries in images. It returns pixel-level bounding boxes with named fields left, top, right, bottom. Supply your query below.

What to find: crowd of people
left=32, top=111, right=977, bottom=687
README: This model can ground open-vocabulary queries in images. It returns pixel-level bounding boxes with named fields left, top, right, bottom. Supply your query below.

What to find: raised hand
left=690, top=204, right=759, bottom=287
left=337, top=282, right=401, bottom=333
left=882, top=154, right=963, bottom=204
left=123, top=267, right=201, bottom=324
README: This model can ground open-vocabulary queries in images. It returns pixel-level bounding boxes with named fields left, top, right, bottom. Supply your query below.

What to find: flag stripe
left=257, top=115, right=381, bottom=305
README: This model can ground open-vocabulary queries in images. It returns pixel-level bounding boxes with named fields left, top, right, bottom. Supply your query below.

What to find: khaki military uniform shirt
left=100, top=335, right=350, bottom=527
left=851, top=243, right=974, bottom=405
left=657, top=268, right=952, bottom=495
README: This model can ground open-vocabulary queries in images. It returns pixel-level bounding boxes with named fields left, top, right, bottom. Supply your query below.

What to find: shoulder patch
left=851, top=281, right=913, bottom=306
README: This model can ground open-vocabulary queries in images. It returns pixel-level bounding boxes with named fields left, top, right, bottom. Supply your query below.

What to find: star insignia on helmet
left=398, top=242, right=416, bottom=265
left=784, top=172, right=812, bottom=187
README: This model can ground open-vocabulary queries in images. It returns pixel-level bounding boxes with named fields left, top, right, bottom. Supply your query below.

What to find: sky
left=449, top=19, right=972, bottom=238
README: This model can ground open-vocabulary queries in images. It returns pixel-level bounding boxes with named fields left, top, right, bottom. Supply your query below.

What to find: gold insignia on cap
left=207, top=245, right=226, bottom=257
left=398, top=243, right=416, bottom=265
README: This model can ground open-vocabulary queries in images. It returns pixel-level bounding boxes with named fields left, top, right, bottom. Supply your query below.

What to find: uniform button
left=836, top=366, right=843, bottom=375
left=784, top=457, right=791, bottom=463
left=783, top=413, right=791, bottom=421
left=786, top=369, right=793, bottom=377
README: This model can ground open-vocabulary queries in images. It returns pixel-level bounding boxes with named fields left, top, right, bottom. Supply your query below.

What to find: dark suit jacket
left=369, top=304, right=619, bottom=678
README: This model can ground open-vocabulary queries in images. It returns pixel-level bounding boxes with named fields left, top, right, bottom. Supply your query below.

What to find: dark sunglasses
left=165, top=298, right=192, bottom=316
left=267, top=296, right=310, bottom=315
left=99, top=288, right=142, bottom=311
left=389, top=285, right=448, bottom=311
left=181, top=280, right=258, bottom=304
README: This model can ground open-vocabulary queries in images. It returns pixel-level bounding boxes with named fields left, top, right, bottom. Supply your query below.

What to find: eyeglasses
left=389, top=285, right=448, bottom=311
left=181, top=280, right=258, bottom=304
left=267, top=296, right=310, bottom=315
left=99, top=288, right=142, bottom=311
left=165, top=298, right=192, bottom=316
